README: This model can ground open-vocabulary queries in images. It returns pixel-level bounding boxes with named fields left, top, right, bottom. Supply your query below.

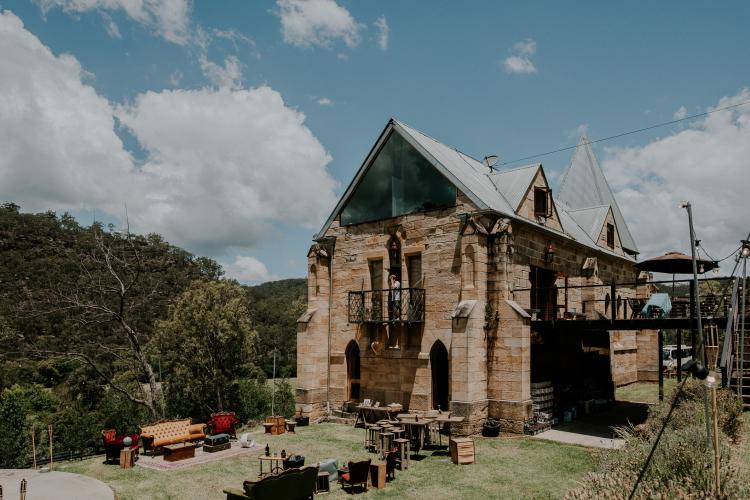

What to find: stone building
left=296, top=118, right=656, bottom=433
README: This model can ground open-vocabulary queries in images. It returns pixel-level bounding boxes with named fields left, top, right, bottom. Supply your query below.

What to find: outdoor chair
left=385, top=449, right=398, bottom=481
left=101, top=429, right=139, bottom=464
left=340, top=459, right=371, bottom=493
left=208, top=411, right=240, bottom=438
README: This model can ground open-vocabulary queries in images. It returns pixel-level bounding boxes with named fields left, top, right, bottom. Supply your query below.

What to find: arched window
left=430, top=340, right=450, bottom=411
left=605, top=293, right=611, bottom=314
left=463, top=245, right=476, bottom=289
left=345, top=341, right=361, bottom=401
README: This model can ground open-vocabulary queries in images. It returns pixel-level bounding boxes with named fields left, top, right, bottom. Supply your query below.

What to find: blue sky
left=1, top=1, right=749, bottom=282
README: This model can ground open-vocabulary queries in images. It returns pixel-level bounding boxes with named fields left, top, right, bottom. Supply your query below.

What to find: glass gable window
left=340, top=132, right=456, bottom=225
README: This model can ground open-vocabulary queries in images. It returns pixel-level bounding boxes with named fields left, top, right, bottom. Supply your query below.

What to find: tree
left=2, top=213, right=222, bottom=420
left=152, top=280, right=257, bottom=417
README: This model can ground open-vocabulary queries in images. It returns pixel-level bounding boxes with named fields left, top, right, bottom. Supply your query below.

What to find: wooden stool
left=368, top=425, right=382, bottom=453
left=285, top=420, right=297, bottom=433
left=263, top=422, right=274, bottom=434
left=379, top=432, right=394, bottom=459
left=365, top=424, right=378, bottom=450
left=119, top=447, right=135, bottom=469
left=394, top=438, right=410, bottom=470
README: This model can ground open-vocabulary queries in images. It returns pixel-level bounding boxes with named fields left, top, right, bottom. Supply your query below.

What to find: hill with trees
left=0, top=203, right=304, bottom=466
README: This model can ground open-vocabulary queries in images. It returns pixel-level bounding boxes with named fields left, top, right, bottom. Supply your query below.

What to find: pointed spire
left=558, top=136, right=638, bottom=254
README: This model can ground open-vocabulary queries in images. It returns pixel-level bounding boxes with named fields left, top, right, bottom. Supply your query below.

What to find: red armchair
left=340, top=459, right=371, bottom=493
left=102, top=429, right=139, bottom=464
left=207, top=411, right=240, bottom=438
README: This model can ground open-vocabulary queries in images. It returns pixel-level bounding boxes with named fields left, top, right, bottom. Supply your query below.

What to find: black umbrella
left=635, top=251, right=718, bottom=275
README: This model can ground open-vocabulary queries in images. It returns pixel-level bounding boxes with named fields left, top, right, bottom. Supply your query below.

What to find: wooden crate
left=450, top=437, right=475, bottom=465
left=264, top=416, right=286, bottom=435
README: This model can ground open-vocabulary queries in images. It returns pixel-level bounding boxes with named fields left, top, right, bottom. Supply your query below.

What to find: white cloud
left=36, top=0, right=191, bottom=44
left=317, top=97, right=333, bottom=106
left=503, top=38, right=537, bottom=74
left=602, top=89, right=750, bottom=265
left=0, top=10, right=338, bottom=261
left=276, top=0, right=361, bottom=48
left=100, top=12, right=120, bottom=38
left=0, top=10, right=136, bottom=213
left=199, top=54, right=243, bottom=90
left=673, top=105, right=688, bottom=120
left=223, top=255, right=277, bottom=283
left=374, top=16, right=388, bottom=51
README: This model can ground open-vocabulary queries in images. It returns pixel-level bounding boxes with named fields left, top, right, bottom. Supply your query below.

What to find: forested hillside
left=0, top=203, right=304, bottom=466
left=247, top=278, right=307, bottom=378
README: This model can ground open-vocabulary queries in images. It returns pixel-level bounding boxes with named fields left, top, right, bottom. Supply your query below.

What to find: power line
left=500, top=99, right=750, bottom=167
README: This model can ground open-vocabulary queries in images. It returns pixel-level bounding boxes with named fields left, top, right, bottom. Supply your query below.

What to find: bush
left=566, top=379, right=744, bottom=499
left=0, top=387, right=32, bottom=467
left=234, top=377, right=295, bottom=423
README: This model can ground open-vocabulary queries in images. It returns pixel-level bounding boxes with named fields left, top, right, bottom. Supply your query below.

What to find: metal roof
left=564, top=204, right=611, bottom=243
left=557, top=137, right=638, bottom=254
left=489, top=164, right=539, bottom=212
left=314, top=119, right=636, bottom=262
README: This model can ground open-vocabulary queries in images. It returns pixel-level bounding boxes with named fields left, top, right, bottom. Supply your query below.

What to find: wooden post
left=711, top=386, right=721, bottom=495
left=658, top=329, right=664, bottom=401
left=48, top=424, right=53, bottom=469
left=677, top=330, right=682, bottom=382
left=611, top=283, right=617, bottom=323
left=30, top=429, right=36, bottom=469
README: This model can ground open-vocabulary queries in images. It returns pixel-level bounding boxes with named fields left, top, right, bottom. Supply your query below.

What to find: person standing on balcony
left=389, top=274, right=402, bottom=321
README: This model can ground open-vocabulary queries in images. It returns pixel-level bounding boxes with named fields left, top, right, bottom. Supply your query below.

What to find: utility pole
left=681, top=202, right=712, bottom=452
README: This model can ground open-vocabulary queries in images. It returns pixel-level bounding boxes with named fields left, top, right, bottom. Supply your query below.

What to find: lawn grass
left=59, top=423, right=594, bottom=499
left=616, top=379, right=678, bottom=404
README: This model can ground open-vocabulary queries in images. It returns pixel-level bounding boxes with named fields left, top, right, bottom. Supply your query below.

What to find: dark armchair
left=208, top=411, right=240, bottom=438
left=101, top=429, right=139, bottom=464
left=340, top=459, right=371, bottom=493
left=385, top=449, right=397, bottom=481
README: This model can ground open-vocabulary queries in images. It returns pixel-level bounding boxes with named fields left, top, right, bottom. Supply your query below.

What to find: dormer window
left=606, top=223, right=615, bottom=248
left=534, top=187, right=552, bottom=218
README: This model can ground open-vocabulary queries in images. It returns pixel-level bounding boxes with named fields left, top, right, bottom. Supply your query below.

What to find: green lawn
left=616, top=379, right=678, bottom=404
left=59, top=423, right=594, bottom=499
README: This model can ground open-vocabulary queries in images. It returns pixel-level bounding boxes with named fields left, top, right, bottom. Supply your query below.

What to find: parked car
left=663, top=344, right=692, bottom=370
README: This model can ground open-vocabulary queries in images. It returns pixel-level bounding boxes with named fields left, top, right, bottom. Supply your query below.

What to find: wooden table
left=433, top=415, right=464, bottom=446
left=163, top=442, right=196, bottom=462
left=354, top=405, right=402, bottom=427
left=399, top=419, right=433, bottom=454
left=258, top=454, right=289, bottom=477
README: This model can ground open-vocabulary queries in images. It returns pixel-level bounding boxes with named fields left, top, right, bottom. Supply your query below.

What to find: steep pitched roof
left=557, top=137, right=638, bottom=254
left=315, top=119, right=635, bottom=262
left=393, top=120, right=516, bottom=214
left=489, top=164, right=539, bottom=211
left=565, top=205, right=611, bottom=244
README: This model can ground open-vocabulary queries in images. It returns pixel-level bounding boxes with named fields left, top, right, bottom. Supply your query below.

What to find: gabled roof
left=315, top=118, right=635, bottom=262
left=557, top=137, right=638, bottom=254
left=489, top=164, right=539, bottom=211
left=394, top=120, right=516, bottom=215
left=565, top=205, right=611, bottom=244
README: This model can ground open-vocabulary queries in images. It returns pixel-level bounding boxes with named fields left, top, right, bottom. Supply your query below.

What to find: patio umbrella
left=635, top=251, right=718, bottom=275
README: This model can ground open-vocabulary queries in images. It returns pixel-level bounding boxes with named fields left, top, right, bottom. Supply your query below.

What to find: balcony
left=348, top=288, right=425, bottom=324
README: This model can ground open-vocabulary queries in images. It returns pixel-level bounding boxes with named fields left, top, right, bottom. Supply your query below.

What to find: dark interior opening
left=430, top=340, right=449, bottom=411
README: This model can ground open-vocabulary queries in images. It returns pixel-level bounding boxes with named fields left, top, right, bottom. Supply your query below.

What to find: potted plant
left=482, top=418, right=501, bottom=437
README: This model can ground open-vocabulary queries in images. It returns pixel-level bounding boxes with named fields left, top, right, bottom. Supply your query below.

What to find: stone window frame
left=463, top=244, right=476, bottom=290
left=606, top=222, right=615, bottom=248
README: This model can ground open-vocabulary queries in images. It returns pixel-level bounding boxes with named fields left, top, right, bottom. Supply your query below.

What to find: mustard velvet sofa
left=139, top=418, right=206, bottom=455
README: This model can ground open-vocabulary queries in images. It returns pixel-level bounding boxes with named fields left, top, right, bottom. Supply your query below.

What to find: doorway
left=346, top=341, right=361, bottom=401
left=530, top=266, right=558, bottom=320
left=430, top=340, right=449, bottom=411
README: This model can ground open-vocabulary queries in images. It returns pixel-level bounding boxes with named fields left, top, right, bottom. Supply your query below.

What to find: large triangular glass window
left=341, top=131, right=456, bottom=225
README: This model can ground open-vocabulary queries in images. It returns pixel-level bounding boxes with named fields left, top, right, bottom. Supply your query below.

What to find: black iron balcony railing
left=348, top=288, right=425, bottom=324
